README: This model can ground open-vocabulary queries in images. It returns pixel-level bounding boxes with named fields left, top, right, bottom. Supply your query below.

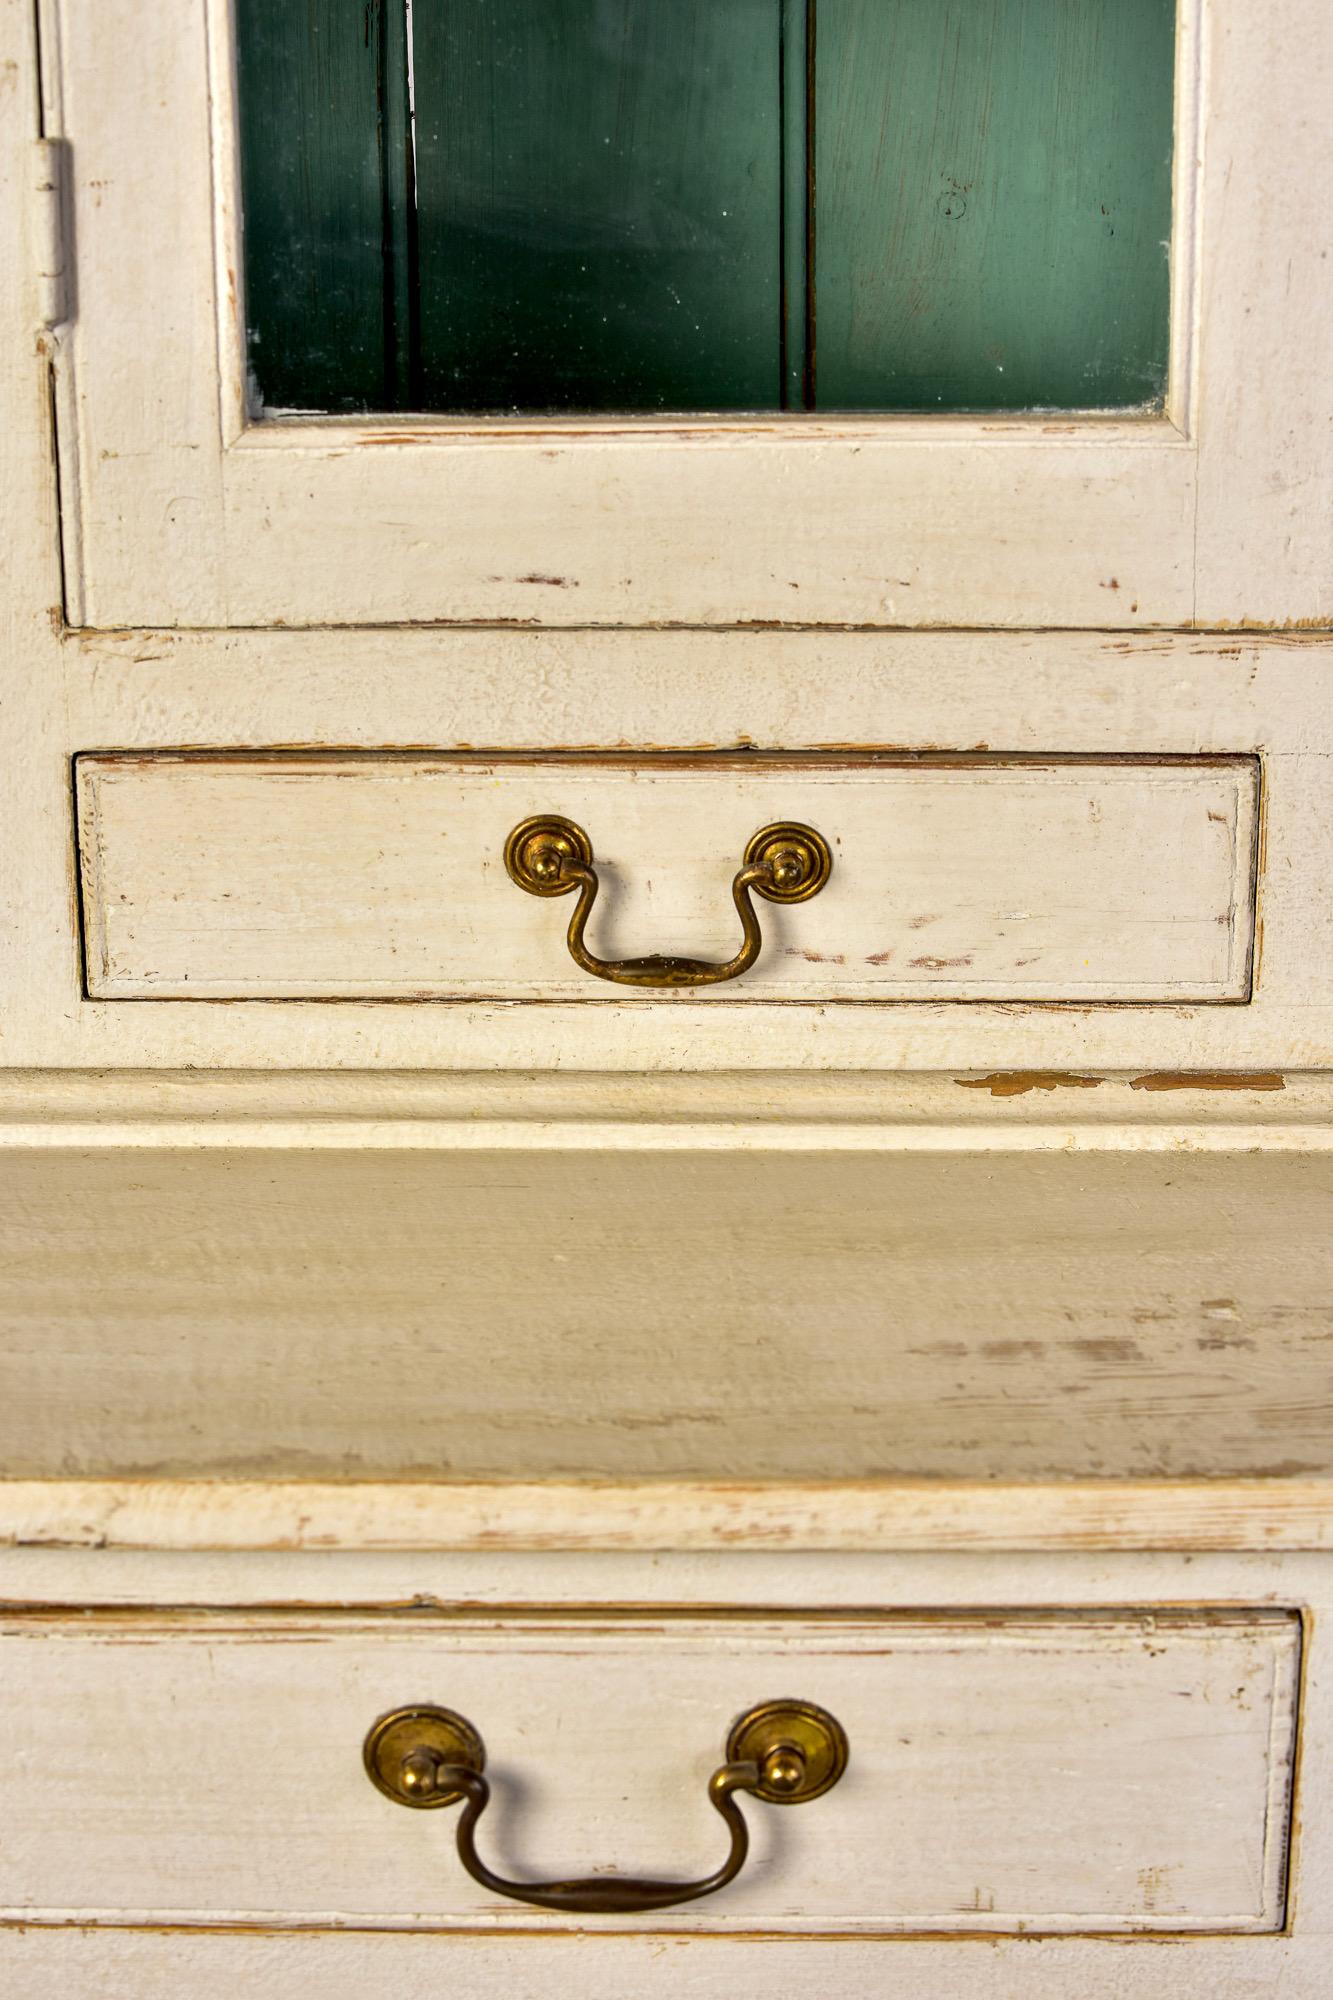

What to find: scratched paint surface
left=3, top=1148, right=1332, bottom=1482
left=236, top=1, right=1175, bottom=414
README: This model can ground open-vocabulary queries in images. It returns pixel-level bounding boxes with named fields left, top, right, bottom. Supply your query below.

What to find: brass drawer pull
left=364, top=1697, right=848, bottom=1915
left=504, top=815, right=832, bottom=988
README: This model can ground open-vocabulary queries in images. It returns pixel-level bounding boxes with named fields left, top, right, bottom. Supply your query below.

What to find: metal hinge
left=33, top=137, right=71, bottom=329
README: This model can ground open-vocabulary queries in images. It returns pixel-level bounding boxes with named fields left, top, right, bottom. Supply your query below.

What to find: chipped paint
left=957, top=1072, right=1103, bottom=1097
left=1128, top=1073, right=1285, bottom=1093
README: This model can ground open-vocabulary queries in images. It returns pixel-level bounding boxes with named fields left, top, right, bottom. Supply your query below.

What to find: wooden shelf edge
left=1, top=1479, right=1331, bottom=1554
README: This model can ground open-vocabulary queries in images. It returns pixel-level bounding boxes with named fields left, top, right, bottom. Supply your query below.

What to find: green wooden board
left=236, top=0, right=410, bottom=413
left=409, top=0, right=784, bottom=413
left=813, top=0, right=1175, bottom=411
left=234, top=0, right=1175, bottom=415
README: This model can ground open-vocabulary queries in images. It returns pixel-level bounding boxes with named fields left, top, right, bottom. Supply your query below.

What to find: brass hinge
left=33, top=137, right=71, bottom=330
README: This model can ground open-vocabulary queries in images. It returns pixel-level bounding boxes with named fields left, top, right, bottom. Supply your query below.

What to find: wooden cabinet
left=2, top=0, right=1326, bottom=1076
left=0, top=1542, right=1328, bottom=1998
left=2, top=1, right=1331, bottom=1992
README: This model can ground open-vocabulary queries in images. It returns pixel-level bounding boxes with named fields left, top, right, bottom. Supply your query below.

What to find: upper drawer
left=75, top=753, right=1258, bottom=1003
left=0, top=1607, right=1298, bottom=1935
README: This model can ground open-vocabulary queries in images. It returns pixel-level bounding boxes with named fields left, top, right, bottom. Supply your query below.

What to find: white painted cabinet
left=76, top=754, right=1259, bottom=1004
left=0, top=1546, right=1328, bottom=1999
left=2, top=1, right=1332, bottom=1993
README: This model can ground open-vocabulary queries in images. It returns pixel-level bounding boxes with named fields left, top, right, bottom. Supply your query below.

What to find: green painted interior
left=816, top=0, right=1176, bottom=410
left=237, top=0, right=1175, bottom=416
left=411, top=1, right=784, bottom=412
left=235, top=0, right=403, bottom=412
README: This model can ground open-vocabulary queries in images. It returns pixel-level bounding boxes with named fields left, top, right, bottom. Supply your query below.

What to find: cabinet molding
left=2, top=1477, right=1333, bottom=1554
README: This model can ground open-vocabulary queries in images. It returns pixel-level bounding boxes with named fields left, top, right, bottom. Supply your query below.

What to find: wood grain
left=411, top=0, right=783, bottom=413
left=234, top=0, right=405, bottom=413
left=233, top=1, right=1174, bottom=416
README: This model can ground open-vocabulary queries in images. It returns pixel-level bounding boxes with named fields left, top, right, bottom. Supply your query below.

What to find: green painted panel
left=814, top=0, right=1176, bottom=410
left=236, top=0, right=411, bottom=412
left=409, top=1, right=784, bottom=413
left=782, top=0, right=815, bottom=409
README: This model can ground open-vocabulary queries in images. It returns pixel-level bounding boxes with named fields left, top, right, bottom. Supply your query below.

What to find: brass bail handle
left=504, top=816, right=833, bottom=989
left=363, top=1698, right=849, bottom=1916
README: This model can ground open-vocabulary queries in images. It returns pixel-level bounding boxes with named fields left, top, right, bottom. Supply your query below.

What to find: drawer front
left=75, top=753, right=1258, bottom=1003
left=0, top=1609, right=1298, bottom=1935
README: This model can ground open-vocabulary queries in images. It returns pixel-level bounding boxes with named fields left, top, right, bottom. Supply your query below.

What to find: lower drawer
left=0, top=1607, right=1298, bottom=1935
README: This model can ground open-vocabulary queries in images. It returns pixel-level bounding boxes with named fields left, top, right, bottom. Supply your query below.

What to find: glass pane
left=236, top=0, right=1175, bottom=416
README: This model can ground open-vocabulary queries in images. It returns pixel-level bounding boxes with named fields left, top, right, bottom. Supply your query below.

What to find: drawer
left=75, top=753, right=1258, bottom=1003
left=0, top=1607, right=1298, bottom=1936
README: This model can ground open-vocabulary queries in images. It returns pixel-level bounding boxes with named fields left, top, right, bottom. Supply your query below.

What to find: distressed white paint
left=76, top=754, right=1258, bottom=1003
left=2, top=1144, right=1331, bottom=1482
left=0, top=3, right=1323, bottom=1075
left=0, top=625, right=1323, bottom=1069
left=1, top=7, right=1331, bottom=1988
left=0, top=1608, right=1299, bottom=1934
left=2, top=1477, right=1333, bottom=1555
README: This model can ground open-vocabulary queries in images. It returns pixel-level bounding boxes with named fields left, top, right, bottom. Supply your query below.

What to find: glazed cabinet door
left=40, top=0, right=1332, bottom=628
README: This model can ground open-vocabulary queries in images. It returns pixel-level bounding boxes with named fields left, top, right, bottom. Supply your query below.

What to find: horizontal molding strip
left=0, top=1071, right=1327, bottom=1150
left=2, top=1480, right=1331, bottom=1554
